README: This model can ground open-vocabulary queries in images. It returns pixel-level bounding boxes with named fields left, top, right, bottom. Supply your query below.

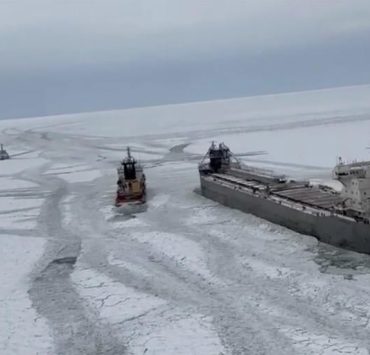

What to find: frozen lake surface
left=1, top=85, right=370, bottom=354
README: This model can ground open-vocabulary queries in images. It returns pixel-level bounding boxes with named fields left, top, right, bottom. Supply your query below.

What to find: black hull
left=200, top=176, right=370, bottom=255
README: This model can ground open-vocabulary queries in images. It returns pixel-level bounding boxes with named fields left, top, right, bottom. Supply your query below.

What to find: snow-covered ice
left=72, top=267, right=226, bottom=355
left=1, top=85, right=370, bottom=353
left=0, top=235, right=54, bottom=355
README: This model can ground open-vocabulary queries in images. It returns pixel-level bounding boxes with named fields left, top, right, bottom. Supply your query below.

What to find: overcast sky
left=1, top=0, right=370, bottom=119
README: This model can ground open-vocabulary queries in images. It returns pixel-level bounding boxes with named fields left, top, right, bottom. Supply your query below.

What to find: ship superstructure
left=199, top=143, right=370, bottom=254
left=0, top=144, right=9, bottom=160
left=116, top=147, right=146, bottom=206
left=333, top=158, right=370, bottom=219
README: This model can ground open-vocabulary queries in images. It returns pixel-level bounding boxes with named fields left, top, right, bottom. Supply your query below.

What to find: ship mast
left=200, top=141, right=240, bottom=167
left=127, top=146, right=131, bottom=160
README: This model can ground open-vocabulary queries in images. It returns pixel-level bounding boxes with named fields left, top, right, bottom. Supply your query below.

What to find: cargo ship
left=116, top=147, right=146, bottom=206
left=199, top=142, right=370, bottom=254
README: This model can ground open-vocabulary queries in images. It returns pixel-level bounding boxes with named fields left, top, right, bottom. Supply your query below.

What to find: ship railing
left=218, top=178, right=332, bottom=216
left=268, top=195, right=326, bottom=214
left=212, top=173, right=267, bottom=191
left=232, top=166, right=287, bottom=182
left=207, top=174, right=359, bottom=222
left=237, top=164, right=275, bottom=176
left=213, top=174, right=329, bottom=216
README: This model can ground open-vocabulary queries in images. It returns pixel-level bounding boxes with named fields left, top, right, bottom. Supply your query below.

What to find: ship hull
left=115, top=193, right=145, bottom=207
left=200, top=176, right=370, bottom=254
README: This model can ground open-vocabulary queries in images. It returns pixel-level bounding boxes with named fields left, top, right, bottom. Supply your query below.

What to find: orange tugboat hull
left=115, top=193, right=146, bottom=207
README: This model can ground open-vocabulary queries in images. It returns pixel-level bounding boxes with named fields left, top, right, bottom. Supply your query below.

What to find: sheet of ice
left=147, top=194, right=171, bottom=208
left=108, top=253, right=149, bottom=274
left=129, top=230, right=214, bottom=280
left=0, top=197, right=43, bottom=212
left=0, top=156, right=47, bottom=175
left=184, top=206, right=219, bottom=226
left=152, top=137, right=190, bottom=148
left=0, top=235, right=54, bottom=354
left=241, top=255, right=295, bottom=280
left=126, top=312, right=228, bottom=355
left=2, top=84, right=370, bottom=138
left=44, top=163, right=102, bottom=183
left=0, top=210, right=40, bottom=230
left=0, top=177, right=37, bottom=190
left=280, top=327, right=369, bottom=355
left=102, top=143, right=167, bottom=154
left=72, top=268, right=227, bottom=355
left=0, top=194, right=43, bottom=230
left=104, top=150, right=163, bottom=162
left=1, top=85, right=370, bottom=354
left=61, top=195, right=75, bottom=226
left=72, top=267, right=166, bottom=324
left=186, top=119, right=370, bottom=171
left=51, top=169, right=101, bottom=183
left=45, top=163, right=83, bottom=172
left=111, top=217, right=148, bottom=229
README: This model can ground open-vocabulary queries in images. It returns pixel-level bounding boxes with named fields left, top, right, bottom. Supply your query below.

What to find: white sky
left=1, top=0, right=370, bottom=118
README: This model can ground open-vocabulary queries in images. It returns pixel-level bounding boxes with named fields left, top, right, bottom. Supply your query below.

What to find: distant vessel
left=199, top=142, right=370, bottom=254
left=116, top=147, right=146, bottom=206
left=0, top=144, right=9, bottom=160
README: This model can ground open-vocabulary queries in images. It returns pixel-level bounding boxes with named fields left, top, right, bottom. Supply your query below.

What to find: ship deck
left=207, top=173, right=344, bottom=211
left=273, top=187, right=343, bottom=209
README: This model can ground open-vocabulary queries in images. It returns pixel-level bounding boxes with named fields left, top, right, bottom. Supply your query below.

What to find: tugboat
left=0, top=144, right=9, bottom=160
left=199, top=142, right=370, bottom=255
left=115, top=147, right=146, bottom=206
